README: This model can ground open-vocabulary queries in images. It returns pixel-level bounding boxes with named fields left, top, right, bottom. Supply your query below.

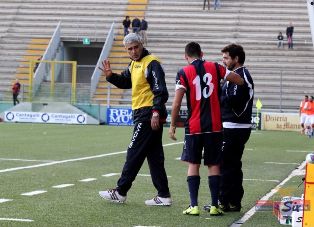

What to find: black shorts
left=181, top=132, right=222, bottom=165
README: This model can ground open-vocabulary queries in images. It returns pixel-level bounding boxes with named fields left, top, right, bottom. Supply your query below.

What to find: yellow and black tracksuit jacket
left=106, top=49, right=169, bottom=123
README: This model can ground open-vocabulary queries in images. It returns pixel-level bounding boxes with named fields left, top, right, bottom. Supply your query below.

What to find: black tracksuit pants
left=116, top=121, right=170, bottom=198
left=219, top=127, right=251, bottom=206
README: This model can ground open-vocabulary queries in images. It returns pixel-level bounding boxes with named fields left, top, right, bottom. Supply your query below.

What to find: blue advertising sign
left=107, top=108, right=133, bottom=126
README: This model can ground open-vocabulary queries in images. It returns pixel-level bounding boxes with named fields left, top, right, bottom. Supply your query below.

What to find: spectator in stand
left=12, top=79, right=21, bottom=106
left=214, top=0, right=221, bottom=10
left=123, top=16, right=131, bottom=37
left=140, top=17, right=148, bottom=46
left=300, top=95, right=309, bottom=134
left=203, top=0, right=210, bottom=10
left=132, top=17, right=141, bottom=34
left=286, top=22, right=294, bottom=49
left=277, top=32, right=284, bottom=48
left=33, top=56, right=42, bottom=73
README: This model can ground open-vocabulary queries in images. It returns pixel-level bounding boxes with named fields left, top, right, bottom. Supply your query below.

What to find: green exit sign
left=83, top=38, right=90, bottom=45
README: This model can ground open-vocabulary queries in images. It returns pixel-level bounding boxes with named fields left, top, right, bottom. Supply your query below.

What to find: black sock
left=187, top=176, right=200, bottom=207
left=208, top=175, right=221, bottom=206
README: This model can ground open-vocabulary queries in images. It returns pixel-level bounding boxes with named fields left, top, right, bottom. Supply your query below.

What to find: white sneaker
left=145, top=196, right=172, bottom=206
left=99, top=189, right=126, bottom=203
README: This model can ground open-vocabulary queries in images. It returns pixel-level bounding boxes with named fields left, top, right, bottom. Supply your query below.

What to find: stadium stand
left=0, top=0, right=128, bottom=102
left=144, top=0, right=314, bottom=110
left=93, top=0, right=148, bottom=104
left=0, top=0, right=314, bottom=110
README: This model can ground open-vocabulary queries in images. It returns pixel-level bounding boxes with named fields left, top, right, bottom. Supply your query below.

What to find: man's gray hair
left=123, top=33, right=143, bottom=46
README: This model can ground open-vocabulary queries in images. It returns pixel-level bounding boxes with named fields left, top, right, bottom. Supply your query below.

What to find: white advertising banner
left=4, top=111, right=86, bottom=124
left=261, top=112, right=301, bottom=132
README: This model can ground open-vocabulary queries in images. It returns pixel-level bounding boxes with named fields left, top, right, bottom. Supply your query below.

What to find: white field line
left=264, top=161, right=300, bottom=165
left=0, top=199, right=13, bottom=203
left=137, top=174, right=152, bottom=177
left=21, top=190, right=47, bottom=196
left=286, top=150, right=311, bottom=153
left=52, top=184, right=74, bottom=189
left=230, top=161, right=306, bottom=227
left=0, top=141, right=184, bottom=174
left=134, top=226, right=161, bottom=227
left=102, top=173, right=119, bottom=177
left=79, top=178, right=97, bottom=182
left=0, top=218, right=33, bottom=222
left=243, top=178, right=280, bottom=183
left=0, top=158, right=54, bottom=162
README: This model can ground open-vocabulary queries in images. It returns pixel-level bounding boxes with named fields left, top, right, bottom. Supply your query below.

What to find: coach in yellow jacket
left=98, top=33, right=172, bottom=206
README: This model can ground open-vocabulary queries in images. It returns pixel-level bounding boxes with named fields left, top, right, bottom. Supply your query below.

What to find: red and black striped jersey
left=175, top=59, right=228, bottom=134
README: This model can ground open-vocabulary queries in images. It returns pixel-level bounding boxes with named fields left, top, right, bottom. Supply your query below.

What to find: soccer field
left=0, top=123, right=313, bottom=227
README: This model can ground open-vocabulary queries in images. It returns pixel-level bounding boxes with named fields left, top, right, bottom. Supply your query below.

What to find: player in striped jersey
left=169, top=42, right=244, bottom=216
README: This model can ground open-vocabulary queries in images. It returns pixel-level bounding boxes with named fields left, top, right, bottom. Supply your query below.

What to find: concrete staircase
left=0, top=0, right=128, bottom=101
left=143, top=0, right=314, bottom=110
left=1, top=0, right=314, bottom=110
left=92, top=0, right=148, bottom=105
left=34, top=81, right=91, bottom=103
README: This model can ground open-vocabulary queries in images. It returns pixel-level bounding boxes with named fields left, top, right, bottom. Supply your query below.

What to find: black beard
left=228, top=63, right=236, bottom=71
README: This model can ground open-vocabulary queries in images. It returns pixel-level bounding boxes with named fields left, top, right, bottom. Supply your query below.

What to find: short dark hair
left=221, top=44, right=245, bottom=64
left=185, top=42, right=202, bottom=58
left=305, top=95, right=309, bottom=98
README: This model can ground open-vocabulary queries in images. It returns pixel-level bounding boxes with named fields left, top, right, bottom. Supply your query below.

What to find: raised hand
left=98, top=59, right=112, bottom=77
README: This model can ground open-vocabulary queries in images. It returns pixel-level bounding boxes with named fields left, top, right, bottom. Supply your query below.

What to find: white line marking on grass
left=264, top=161, right=299, bottom=165
left=163, top=141, right=183, bottom=147
left=243, top=178, right=280, bottom=183
left=137, top=173, right=172, bottom=178
left=245, top=148, right=254, bottom=151
left=102, top=173, right=120, bottom=177
left=251, top=131, right=262, bottom=135
left=175, top=157, right=181, bottom=160
left=52, top=184, right=74, bottom=189
left=103, top=173, right=171, bottom=178
left=79, top=178, right=97, bottom=182
left=137, top=174, right=151, bottom=177
left=0, top=199, right=13, bottom=203
left=134, top=226, right=161, bottom=227
left=0, top=218, right=33, bottom=222
left=286, top=150, right=311, bottom=153
left=0, top=158, right=54, bottom=162
left=0, top=142, right=184, bottom=174
left=230, top=161, right=307, bottom=227
left=21, top=190, right=47, bottom=196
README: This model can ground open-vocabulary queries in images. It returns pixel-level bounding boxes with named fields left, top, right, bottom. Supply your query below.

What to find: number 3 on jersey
left=192, top=73, right=214, bottom=100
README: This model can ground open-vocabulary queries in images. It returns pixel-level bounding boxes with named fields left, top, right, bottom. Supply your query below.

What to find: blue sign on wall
left=107, top=108, right=133, bottom=126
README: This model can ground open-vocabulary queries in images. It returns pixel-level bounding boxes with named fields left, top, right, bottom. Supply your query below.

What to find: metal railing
left=90, top=22, right=115, bottom=98
left=31, top=21, right=61, bottom=97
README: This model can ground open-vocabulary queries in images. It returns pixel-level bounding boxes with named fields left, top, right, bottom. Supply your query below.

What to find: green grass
left=0, top=123, right=313, bottom=227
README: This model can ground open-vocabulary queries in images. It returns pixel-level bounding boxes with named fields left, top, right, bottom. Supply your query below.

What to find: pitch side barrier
left=105, top=106, right=261, bottom=129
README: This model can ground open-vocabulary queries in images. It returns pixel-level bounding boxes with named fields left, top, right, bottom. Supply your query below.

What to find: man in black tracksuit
left=98, top=33, right=171, bottom=206
left=219, top=44, right=254, bottom=212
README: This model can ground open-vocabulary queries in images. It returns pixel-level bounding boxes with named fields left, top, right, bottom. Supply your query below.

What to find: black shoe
left=219, top=204, right=230, bottom=212
left=219, top=203, right=241, bottom=212
left=229, top=203, right=241, bottom=212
